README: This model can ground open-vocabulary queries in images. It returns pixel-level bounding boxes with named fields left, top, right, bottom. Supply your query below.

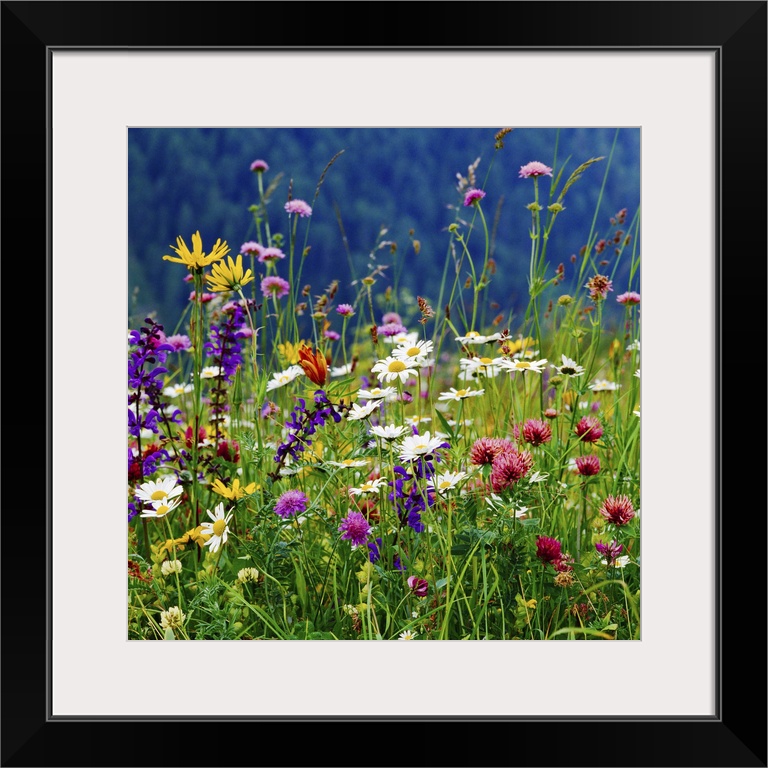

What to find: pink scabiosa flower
left=377, top=321, right=408, bottom=338
left=324, top=330, right=340, bottom=341
left=490, top=449, right=533, bottom=492
left=616, top=291, right=641, bottom=305
left=274, top=489, right=309, bottom=519
left=284, top=199, right=312, bottom=217
left=250, top=159, right=269, bottom=172
left=189, top=291, right=216, bottom=303
left=166, top=334, right=192, bottom=352
left=522, top=419, right=552, bottom=447
left=338, top=511, right=373, bottom=548
left=519, top=161, right=553, bottom=179
left=536, top=535, right=563, bottom=565
left=336, top=304, right=355, bottom=317
left=261, top=276, right=290, bottom=299
left=595, top=539, right=624, bottom=565
left=575, top=416, right=603, bottom=443
left=407, top=576, right=429, bottom=597
left=574, top=455, right=601, bottom=476
left=240, top=241, right=264, bottom=257
left=585, top=274, right=614, bottom=301
left=258, top=246, right=286, bottom=263
left=463, top=188, right=486, bottom=207
left=381, top=311, right=402, bottom=325
left=544, top=408, right=558, bottom=419
left=599, top=495, right=636, bottom=526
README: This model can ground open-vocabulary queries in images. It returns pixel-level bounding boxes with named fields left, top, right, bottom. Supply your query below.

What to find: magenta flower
left=166, top=334, right=192, bottom=352
left=574, top=455, right=601, bottom=476
left=599, top=495, right=636, bottom=526
left=261, top=276, right=290, bottom=299
left=324, top=330, right=340, bottom=341
left=381, top=311, right=402, bottom=325
left=519, top=161, right=553, bottom=179
left=240, top=241, right=264, bottom=256
left=575, top=416, right=603, bottom=443
left=250, top=159, right=269, bottom=172
left=617, top=291, right=641, bottom=305
left=336, top=304, right=355, bottom=317
left=188, top=291, right=216, bottom=303
left=284, top=199, right=312, bottom=217
left=544, top=408, right=558, bottom=419
left=377, top=322, right=408, bottom=338
left=522, top=419, right=552, bottom=447
left=490, top=449, right=533, bottom=492
left=595, top=539, right=624, bottom=565
left=407, top=575, right=429, bottom=597
left=469, top=437, right=513, bottom=466
left=258, top=246, right=286, bottom=263
left=463, top=188, right=486, bottom=207
left=536, top=535, right=563, bottom=565
left=274, top=489, right=309, bottom=519
left=585, top=274, right=614, bottom=301
left=338, top=511, right=373, bottom=547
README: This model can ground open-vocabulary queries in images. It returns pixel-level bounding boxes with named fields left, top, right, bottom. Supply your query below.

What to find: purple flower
left=381, top=312, right=402, bottom=325
left=368, top=538, right=405, bottom=571
left=463, top=188, right=486, bottom=207
left=261, top=276, right=290, bottom=299
left=574, top=455, right=601, bottom=476
left=258, top=247, right=286, bottom=263
left=617, top=291, right=641, bottom=305
left=324, top=330, right=340, bottom=341
left=338, top=511, right=373, bottom=547
left=166, top=334, right=192, bottom=352
left=284, top=199, right=312, bottom=217
left=250, top=159, right=269, bottom=172
left=336, top=304, right=355, bottom=317
left=274, top=489, right=309, bottom=519
left=595, top=539, right=624, bottom=565
left=407, top=576, right=428, bottom=597
left=536, top=535, right=563, bottom=565
left=241, top=241, right=264, bottom=256
left=377, top=322, right=408, bottom=338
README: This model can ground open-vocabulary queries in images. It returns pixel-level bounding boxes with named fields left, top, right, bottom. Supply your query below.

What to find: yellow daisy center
left=155, top=504, right=170, bottom=516
left=414, top=443, right=427, bottom=452
left=455, top=389, right=468, bottom=398
left=406, top=346, right=421, bottom=357
left=213, top=519, right=227, bottom=537
left=516, top=361, right=531, bottom=369
left=342, top=459, right=357, bottom=466
left=388, top=361, right=407, bottom=373
left=466, top=331, right=479, bottom=338
left=480, top=357, right=493, bottom=365
left=151, top=490, right=168, bottom=501
left=439, top=480, right=453, bottom=489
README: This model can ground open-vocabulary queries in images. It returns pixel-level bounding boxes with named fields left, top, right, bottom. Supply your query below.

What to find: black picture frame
left=3, top=2, right=766, bottom=766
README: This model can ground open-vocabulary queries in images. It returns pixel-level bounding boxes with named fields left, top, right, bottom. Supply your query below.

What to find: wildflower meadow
left=128, top=128, right=641, bottom=641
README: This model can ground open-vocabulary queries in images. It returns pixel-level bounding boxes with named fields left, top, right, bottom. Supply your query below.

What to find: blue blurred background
left=129, top=127, right=640, bottom=334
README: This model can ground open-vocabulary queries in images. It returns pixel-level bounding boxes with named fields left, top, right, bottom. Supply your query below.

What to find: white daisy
left=200, top=365, right=225, bottom=380
left=200, top=502, right=234, bottom=553
left=428, top=470, right=467, bottom=495
left=325, top=458, right=370, bottom=469
left=551, top=354, right=585, bottom=377
left=588, top=379, right=620, bottom=391
left=384, top=330, right=418, bottom=346
left=265, top=365, right=305, bottom=392
left=370, top=356, right=419, bottom=384
left=135, top=475, right=183, bottom=505
left=330, top=363, right=354, bottom=377
left=140, top=495, right=182, bottom=519
left=601, top=555, right=631, bottom=568
left=398, top=431, right=446, bottom=462
left=163, top=382, right=194, bottom=398
left=349, top=477, right=388, bottom=496
left=626, top=339, right=640, bottom=352
left=437, top=386, right=485, bottom=402
left=391, top=339, right=434, bottom=363
left=357, top=385, right=398, bottom=401
left=398, top=630, right=417, bottom=640
left=634, top=369, right=640, bottom=379
left=455, top=330, right=502, bottom=344
left=370, top=423, right=410, bottom=441
left=407, top=414, right=432, bottom=426
left=346, top=400, right=383, bottom=421
left=496, top=357, right=548, bottom=373
left=458, top=356, right=503, bottom=378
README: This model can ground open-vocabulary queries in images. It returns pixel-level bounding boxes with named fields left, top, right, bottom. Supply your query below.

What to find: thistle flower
left=206, top=254, right=255, bottom=293
left=162, top=231, right=230, bottom=271
left=575, top=416, right=603, bottom=442
left=598, top=495, right=636, bottom=526
left=297, top=345, right=328, bottom=387
left=274, top=489, right=309, bottom=519
left=338, top=511, right=373, bottom=548
left=519, top=161, right=553, bottom=178
left=284, top=199, right=312, bottom=217
left=261, top=276, right=290, bottom=299
left=336, top=303, right=355, bottom=317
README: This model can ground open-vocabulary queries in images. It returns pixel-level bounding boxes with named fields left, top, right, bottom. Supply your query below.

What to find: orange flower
left=297, top=345, right=328, bottom=386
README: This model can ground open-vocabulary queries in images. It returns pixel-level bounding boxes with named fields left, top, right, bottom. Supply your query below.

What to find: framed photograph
left=5, top=1, right=765, bottom=765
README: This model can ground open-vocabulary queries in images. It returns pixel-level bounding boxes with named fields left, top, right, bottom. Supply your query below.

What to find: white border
left=52, top=51, right=716, bottom=717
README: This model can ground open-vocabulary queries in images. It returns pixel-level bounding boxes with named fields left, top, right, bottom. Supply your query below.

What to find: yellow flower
left=162, top=231, right=230, bottom=271
left=158, top=525, right=211, bottom=555
left=278, top=340, right=310, bottom=365
left=206, top=254, right=255, bottom=292
left=211, top=477, right=256, bottom=500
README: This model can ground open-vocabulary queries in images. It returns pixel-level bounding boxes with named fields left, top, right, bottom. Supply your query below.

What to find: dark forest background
left=128, top=127, right=640, bottom=334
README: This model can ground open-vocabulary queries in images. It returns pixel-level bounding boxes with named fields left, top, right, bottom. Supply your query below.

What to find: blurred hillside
left=128, top=127, right=640, bottom=334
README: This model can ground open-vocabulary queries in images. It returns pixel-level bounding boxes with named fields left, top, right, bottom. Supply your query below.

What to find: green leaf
left=163, top=628, right=176, bottom=640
